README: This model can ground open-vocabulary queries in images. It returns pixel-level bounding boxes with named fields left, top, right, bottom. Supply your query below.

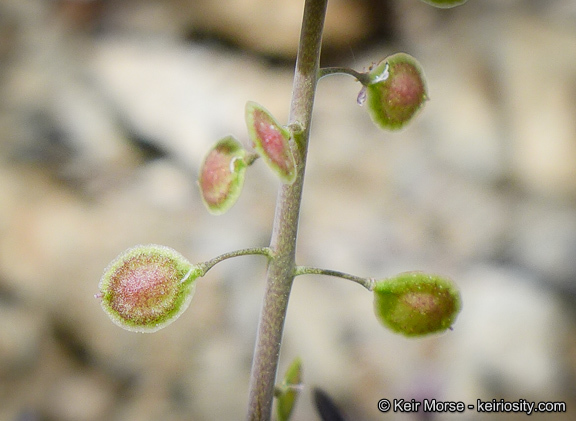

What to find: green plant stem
left=318, top=67, right=371, bottom=85
left=246, top=0, right=328, bottom=419
left=198, top=247, right=273, bottom=275
left=293, top=266, right=375, bottom=290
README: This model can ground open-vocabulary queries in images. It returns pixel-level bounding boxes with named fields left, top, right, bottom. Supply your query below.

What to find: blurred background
left=1, top=0, right=576, bottom=420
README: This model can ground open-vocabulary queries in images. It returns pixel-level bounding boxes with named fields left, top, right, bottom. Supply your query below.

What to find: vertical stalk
left=246, top=0, right=328, bottom=420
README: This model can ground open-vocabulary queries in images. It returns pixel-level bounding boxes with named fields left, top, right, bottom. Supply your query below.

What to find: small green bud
left=420, top=0, right=469, bottom=8
left=373, top=272, right=461, bottom=337
left=365, top=53, right=427, bottom=131
left=245, top=101, right=296, bottom=184
left=97, top=244, right=200, bottom=333
left=199, top=136, right=248, bottom=215
left=276, top=357, right=303, bottom=421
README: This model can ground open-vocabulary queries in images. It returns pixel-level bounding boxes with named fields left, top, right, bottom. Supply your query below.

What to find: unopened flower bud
left=98, top=244, right=200, bottom=333
left=373, top=272, right=461, bottom=337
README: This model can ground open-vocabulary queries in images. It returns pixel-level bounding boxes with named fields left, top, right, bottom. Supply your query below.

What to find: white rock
left=445, top=265, right=567, bottom=406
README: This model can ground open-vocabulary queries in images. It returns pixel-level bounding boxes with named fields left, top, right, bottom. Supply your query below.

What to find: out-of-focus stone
left=90, top=37, right=293, bottom=171
left=43, top=372, right=115, bottom=421
left=180, top=0, right=374, bottom=58
left=0, top=302, right=45, bottom=376
left=83, top=0, right=378, bottom=58
left=423, top=44, right=506, bottom=184
left=501, top=17, right=576, bottom=199
left=445, top=265, right=569, bottom=405
left=511, top=201, right=576, bottom=288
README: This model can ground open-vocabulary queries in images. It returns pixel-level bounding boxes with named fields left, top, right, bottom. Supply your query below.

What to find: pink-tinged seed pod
left=373, top=272, right=461, bottom=337
left=420, top=0, right=469, bottom=9
left=365, top=53, right=428, bottom=131
left=245, top=101, right=296, bottom=184
left=98, top=245, right=200, bottom=333
left=199, top=136, right=248, bottom=215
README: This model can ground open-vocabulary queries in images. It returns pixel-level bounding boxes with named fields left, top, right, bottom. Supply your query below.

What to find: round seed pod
left=365, top=53, right=427, bottom=131
left=245, top=101, right=296, bottom=184
left=420, top=0, right=469, bottom=9
left=98, top=244, right=200, bottom=333
left=373, top=272, right=461, bottom=337
left=199, top=136, right=248, bottom=215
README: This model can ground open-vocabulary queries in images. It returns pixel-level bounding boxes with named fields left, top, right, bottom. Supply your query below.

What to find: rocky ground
left=1, top=0, right=576, bottom=420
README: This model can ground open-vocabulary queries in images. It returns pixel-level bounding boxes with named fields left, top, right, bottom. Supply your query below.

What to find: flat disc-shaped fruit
left=98, top=245, right=200, bottom=333
left=199, top=136, right=248, bottom=214
left=366, top=53, right=427, bottom=131
left=246, top=101, right=296, bottom=184
left=420, top=0, right=469, bottom=9
left=373, top=272, right=461, bottom=337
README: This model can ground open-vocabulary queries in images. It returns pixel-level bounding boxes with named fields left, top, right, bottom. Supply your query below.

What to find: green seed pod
left=245, top=101, right=296, bottom=184
left=420, top=0, right=469, bottom=8
left=98, top=244, right=201, bottom=333
left=373, top=272, right=461, bottom=337
left=199, top=136, right=248, bottom=215
left=365, top=53, right=427, bottom=131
